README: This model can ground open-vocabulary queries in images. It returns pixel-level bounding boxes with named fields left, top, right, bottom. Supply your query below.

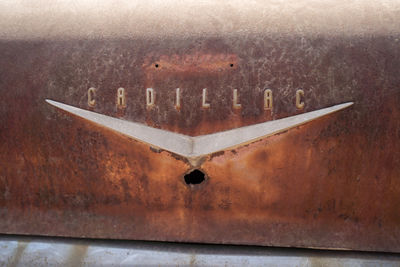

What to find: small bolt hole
left=184, top=169, right=205, bottom=185
left=155, top=64, right=159, bottom=68
left=230, top=63, right=234, bottom=67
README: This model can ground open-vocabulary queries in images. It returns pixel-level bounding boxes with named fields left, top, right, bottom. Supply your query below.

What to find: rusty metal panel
left=0, top=0, right=400, bottom=253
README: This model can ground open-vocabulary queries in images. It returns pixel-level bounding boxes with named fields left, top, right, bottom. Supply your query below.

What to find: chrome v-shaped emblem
left=46, top=99, right=353, bottom=164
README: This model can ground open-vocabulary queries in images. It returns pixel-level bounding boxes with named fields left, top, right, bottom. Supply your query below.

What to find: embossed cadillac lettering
left=86, top=87, right=308, bottom=111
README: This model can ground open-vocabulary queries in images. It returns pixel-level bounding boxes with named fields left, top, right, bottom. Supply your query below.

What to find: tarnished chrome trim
left=46, top=99, right=353, bottom=158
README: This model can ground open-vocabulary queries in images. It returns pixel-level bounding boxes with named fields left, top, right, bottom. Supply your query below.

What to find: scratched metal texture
left=0, top=1, right=400, bottom=253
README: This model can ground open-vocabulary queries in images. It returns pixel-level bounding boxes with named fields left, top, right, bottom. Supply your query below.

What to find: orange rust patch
left=144, top=53, right=238, bottom=74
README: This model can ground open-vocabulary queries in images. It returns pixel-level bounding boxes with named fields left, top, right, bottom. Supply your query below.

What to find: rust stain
left=189, top=254, right=197, bottom=266
left=144, top=53, right=238, bottom=74
left=66, top=244, right=88, bottom=267
left=7, top=241, right=28, bottom=267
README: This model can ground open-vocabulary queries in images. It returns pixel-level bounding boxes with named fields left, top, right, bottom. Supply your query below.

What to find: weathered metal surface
left=2, top=235, right=400, bottom=267
left=0, top=0, right=400, bottom=253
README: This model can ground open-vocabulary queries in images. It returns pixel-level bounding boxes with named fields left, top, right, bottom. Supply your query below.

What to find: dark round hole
left=230, top=63, right=234, bottom=67
left=184, top=169, right=205, bottom=185
left=155, top=64, right=159, bottom=68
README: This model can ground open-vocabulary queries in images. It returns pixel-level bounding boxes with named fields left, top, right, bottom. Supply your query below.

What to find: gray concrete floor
left=1, top=235, right=400, bottom=267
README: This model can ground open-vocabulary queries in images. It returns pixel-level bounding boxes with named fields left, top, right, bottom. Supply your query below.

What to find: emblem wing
left=46, top=100, right=353, bottom=158
left=46, top=100, right=193, bottom=157
left=192, top=102, right=353, bottom=157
